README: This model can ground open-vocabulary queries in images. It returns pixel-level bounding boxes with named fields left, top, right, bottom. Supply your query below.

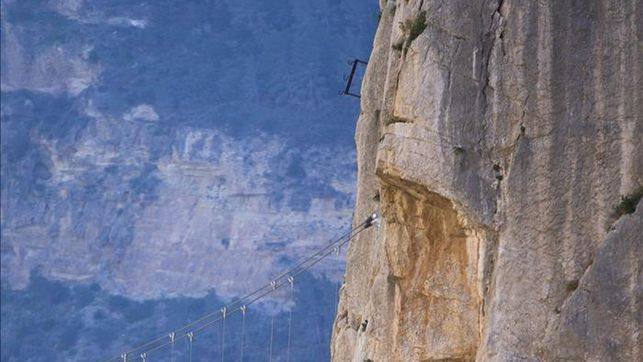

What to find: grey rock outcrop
left=332, top=1, right=641, bottom=361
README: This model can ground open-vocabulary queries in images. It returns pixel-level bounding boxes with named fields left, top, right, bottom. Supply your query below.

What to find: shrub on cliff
left=614, top=186, right=643, bottom=218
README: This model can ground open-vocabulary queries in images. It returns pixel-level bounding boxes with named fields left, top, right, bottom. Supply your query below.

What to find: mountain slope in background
left=0, top=0, right=377, bottom=360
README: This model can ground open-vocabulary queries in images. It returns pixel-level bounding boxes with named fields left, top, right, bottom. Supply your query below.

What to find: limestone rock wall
left=332, top=1, right=641, bottom=361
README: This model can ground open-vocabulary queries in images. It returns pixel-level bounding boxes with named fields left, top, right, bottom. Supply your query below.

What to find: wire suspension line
left=105, top=213, right=378, bottom=362
left=286, top=276, right=294, bottom=362
left=239, top=305, right=247, bottom=362
left=187, top=332, right=194, bottom=362
left=221, top=307, right=227, bottom=362
left=268, top=315, right=275, bottom=362
left=169, top=332, right=176, bottom=362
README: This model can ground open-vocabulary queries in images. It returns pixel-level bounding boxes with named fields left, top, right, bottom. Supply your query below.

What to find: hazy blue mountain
left=0, top=0, right=376, bottom=360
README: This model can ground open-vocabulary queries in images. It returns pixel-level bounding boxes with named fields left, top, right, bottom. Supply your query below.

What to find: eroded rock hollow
left=332, top=1, right=641, bottom=361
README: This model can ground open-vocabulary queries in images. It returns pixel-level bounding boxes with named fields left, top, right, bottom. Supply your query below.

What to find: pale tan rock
left=332, top=1, right=641, bottom=361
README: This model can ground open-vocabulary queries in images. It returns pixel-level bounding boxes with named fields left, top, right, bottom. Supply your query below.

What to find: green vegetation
left=406, top=10, right=427, bottom=44
left=392, top=40, right=404, bottom=52
left=394, top=11, right=428, bottom=55
left=614, top=186, right=643, bottom=218
left=565, top=279, right=579, bottom=292
left=453, top=145, right=465, bottom=154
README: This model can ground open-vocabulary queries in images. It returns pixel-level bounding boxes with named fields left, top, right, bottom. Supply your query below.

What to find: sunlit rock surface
left=332, top=1, right=641, bottom=361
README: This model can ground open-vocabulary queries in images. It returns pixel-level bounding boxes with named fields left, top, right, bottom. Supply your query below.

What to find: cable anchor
left=340, top=58, right=367, bottom=98
left=221, top=306, right=227, bottom=319
left=187, top=332, right=194, bottom=343
left=271, top=280, right=277, bottom=290
left=240, top=305, right=247, bottom=315
left=365, top=213, right=379, bottom=228
left=140, top=353, right=147, bottom=362
left=169, top=332, right=176, bottom=343
left=287, top=276, right=294, bottom=287
left=121, top=353, right=128, bottom=362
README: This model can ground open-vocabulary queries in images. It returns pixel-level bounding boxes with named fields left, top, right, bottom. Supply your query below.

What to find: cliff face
left=332, top=1, right=641, bottom=361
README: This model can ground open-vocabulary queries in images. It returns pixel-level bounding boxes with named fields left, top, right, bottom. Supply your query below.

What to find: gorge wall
left=332, top=1, right=641, bottom=361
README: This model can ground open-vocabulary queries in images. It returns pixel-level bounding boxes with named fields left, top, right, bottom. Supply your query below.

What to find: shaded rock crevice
left=378, top=173, right=488, bottom=361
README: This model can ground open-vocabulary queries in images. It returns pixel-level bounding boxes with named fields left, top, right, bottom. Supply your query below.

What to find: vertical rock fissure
left=477, top=1, right=504, bottom=150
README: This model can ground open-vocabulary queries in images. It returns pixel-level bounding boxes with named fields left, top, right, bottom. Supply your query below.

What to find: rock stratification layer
left=332, top=1, right=641, bottom=361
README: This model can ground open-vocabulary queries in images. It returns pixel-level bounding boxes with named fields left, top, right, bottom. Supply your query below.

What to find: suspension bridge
left=105, top=213, right=379, bottom=362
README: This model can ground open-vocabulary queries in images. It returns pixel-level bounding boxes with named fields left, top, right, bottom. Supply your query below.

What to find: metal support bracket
left=340, top=59, right=367, bottom=98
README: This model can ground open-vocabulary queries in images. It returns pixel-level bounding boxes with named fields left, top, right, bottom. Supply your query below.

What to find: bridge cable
left=286, top=276, right=294, bottom=362
left=105, top=214, right=377, bottom=362
left=117, top=223, right=364, bottom=360
left=108, top=222, right=361, bottom=360
left=221, top=307, right=227, bottom=362
left=146, top=226, right=363, bottom=359
left=187, top=332, right=194, bottom=362
left=268, top=315, right=275, bottom=362
left=153, top=220, right=370, bottom=358
left=169, top=332, right=175, bottom=362
left=239, top=305, right=247, bottom=362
